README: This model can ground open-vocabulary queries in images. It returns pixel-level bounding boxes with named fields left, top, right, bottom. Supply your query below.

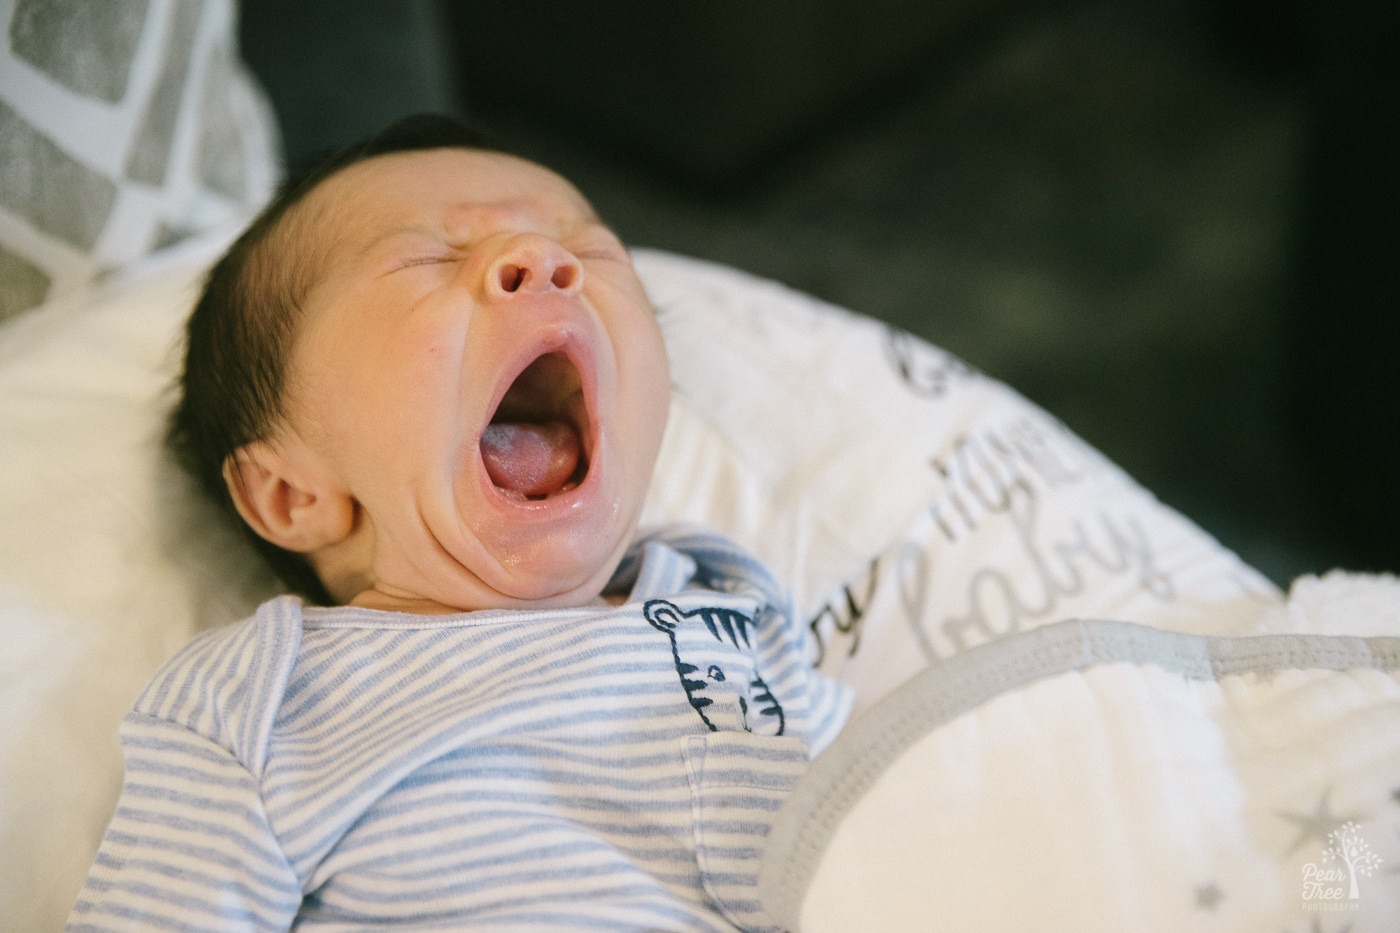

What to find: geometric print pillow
left=0, top=0, right=280, bottom=323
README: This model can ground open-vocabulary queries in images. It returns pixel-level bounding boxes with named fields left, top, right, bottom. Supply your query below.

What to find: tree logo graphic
left=1323, top=822, right=1382, bottom=900
left=1301, top=820, right=1382, bottom=908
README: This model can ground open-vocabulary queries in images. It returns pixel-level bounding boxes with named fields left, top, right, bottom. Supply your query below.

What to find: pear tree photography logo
left=1300, top=821, right=1382, bottom=912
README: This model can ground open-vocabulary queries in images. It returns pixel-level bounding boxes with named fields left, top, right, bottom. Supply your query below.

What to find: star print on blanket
left=645, top=598, right=786, bottom=736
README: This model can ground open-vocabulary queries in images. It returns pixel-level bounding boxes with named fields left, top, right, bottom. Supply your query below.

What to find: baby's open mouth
left=480, top=352, right=591, bottom=501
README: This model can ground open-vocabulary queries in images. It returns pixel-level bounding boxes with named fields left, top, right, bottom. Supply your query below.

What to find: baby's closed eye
left=572, top=247, right=626, bottom=263
left=390, top=253, right=462, bottom=273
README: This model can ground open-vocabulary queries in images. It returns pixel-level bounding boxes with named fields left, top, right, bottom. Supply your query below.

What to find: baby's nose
left=483, top=234, right=583, bottom=300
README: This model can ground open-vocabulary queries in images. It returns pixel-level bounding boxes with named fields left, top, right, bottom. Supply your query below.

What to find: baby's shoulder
left=128, top=595, right=306, bottom=745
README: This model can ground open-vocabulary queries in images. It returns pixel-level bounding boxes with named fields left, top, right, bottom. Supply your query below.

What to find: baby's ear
left=223, top=440, right=355, bottom=554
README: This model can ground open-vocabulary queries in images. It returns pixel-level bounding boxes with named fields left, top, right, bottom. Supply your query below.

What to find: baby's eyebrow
left=356, top=225, right=440, bottom=259
left=353, top=200, right=604, bottom=266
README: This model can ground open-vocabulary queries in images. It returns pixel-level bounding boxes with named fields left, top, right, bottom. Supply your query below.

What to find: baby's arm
left=67, top=713, right=299, bottom=932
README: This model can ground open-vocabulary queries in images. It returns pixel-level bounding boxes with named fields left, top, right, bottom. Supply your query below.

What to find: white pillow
left=0, top=228, right=275, bottom=930
left=636, top=251, right=1281, bottom=710
left=0, top=229, right=1280, bottom=929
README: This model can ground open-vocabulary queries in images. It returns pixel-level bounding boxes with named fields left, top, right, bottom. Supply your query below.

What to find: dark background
left=240, top=0, right=1398, bottom=585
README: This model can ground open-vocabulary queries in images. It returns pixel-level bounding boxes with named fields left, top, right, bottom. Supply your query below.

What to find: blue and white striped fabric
left=68, top=526, right=851, bottom=932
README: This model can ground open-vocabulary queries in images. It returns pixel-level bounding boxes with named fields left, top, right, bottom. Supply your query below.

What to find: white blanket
left=761, top=572, right=1400, bottom=932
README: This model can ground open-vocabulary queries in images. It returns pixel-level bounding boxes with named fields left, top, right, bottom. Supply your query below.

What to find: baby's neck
left=347, top=587, right=465, bottom=616
left=344, top=585, right=625, bottom=616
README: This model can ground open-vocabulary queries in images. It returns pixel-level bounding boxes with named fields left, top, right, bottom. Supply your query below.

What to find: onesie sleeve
left=67, top=712, right=301, bottom=932
left=780, top=590, right=853, bottom=757
left=803, top=664, right=853, bottom=757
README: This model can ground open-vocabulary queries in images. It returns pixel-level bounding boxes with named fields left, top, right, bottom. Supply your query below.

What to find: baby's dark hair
left=167, top=114, right=500, bottom=603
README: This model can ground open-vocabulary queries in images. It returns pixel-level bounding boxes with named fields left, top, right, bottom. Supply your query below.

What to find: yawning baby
left=68, top=115, right=850, bottom=932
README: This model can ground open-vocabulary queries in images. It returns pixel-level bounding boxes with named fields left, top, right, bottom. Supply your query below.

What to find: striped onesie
left=69, top=526, right=851, bottom=931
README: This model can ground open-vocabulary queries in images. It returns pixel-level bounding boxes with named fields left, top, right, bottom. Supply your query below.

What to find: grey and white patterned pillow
left=0, top=0, right=280, bottom=323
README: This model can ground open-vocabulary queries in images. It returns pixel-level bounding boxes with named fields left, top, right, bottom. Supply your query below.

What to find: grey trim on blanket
left=759, top=617, right=1400, bottom=930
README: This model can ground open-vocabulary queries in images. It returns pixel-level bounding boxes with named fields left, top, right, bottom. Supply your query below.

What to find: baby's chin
left=433, top=419, right=657, bottom=610
left=467, top=513, right=638, bottom=607
left=343, top=507, right=637, bottom=614
left=343, top=553, right=625, bottom=614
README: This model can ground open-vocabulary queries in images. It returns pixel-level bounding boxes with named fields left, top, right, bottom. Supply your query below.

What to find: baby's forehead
left=310, top=148, right=598, bottom=240
left=273, top=147, right=607, bottom=318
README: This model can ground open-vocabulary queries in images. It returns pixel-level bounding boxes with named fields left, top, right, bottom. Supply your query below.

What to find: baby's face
left=280, top=148, right=670, bottom=611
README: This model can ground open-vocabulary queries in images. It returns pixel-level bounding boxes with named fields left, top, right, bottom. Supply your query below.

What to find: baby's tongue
left=480, top=421, right=581, bottom=497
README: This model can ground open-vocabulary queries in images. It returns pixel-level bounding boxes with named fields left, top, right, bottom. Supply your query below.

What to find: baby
left=69, top=116, right=849, bottom=932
